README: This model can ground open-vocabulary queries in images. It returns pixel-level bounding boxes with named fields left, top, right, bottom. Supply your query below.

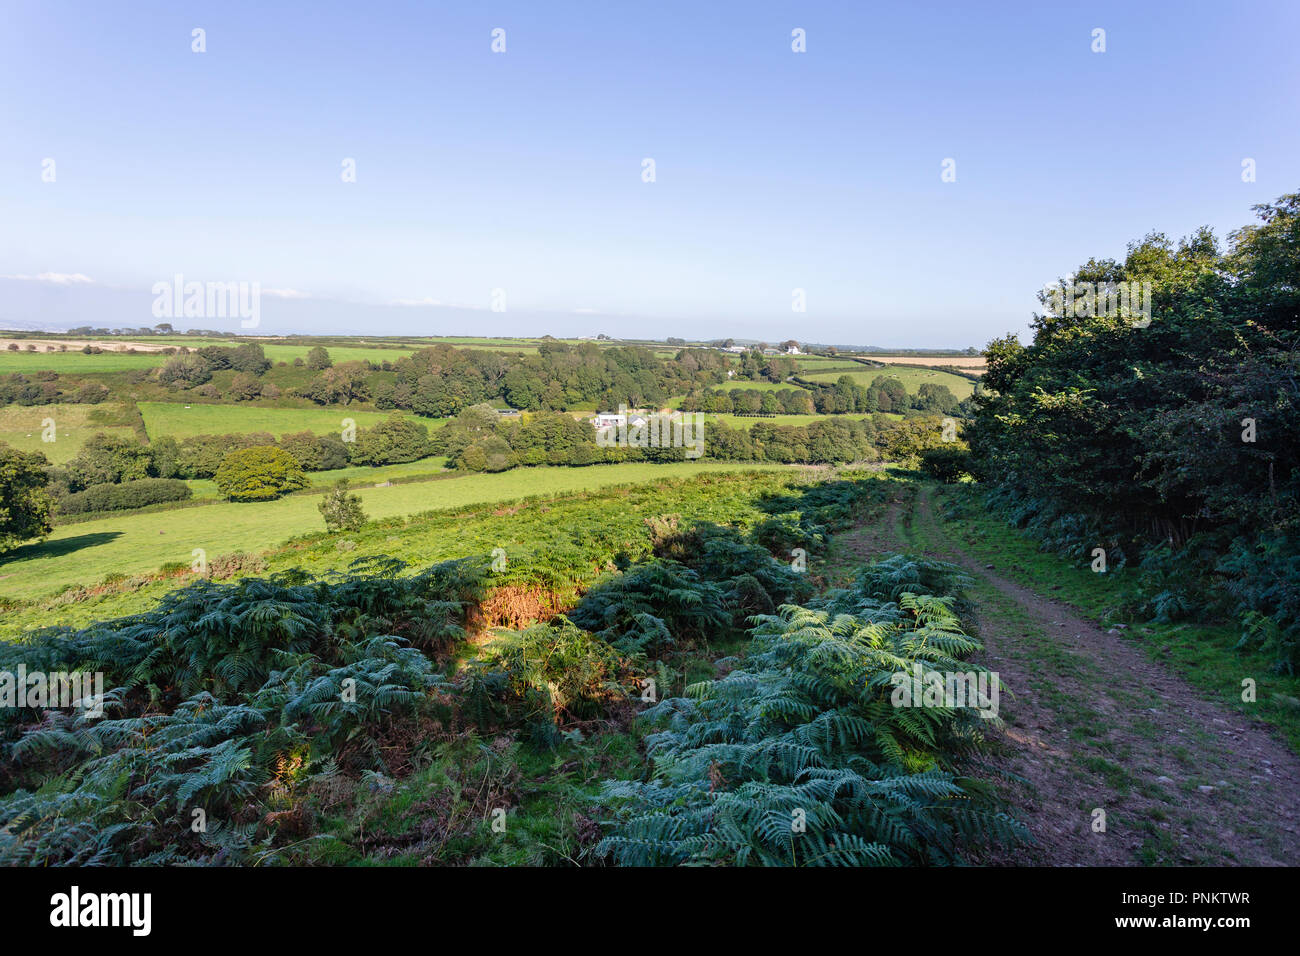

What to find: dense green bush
left=177, top=431, right=278, bottom=479
left=0, top=444, right=54, bottom=554
left=318, top=479, right=367, bottom=532
left=57, top=477, right=192, bottom=515
left=568, top=562, right=729, bottom=654
left=214, top=445, right=309, bottom=501
left=0, top=556, right=484, bottom=864
left=157, top=353, right=213, bottom=388
left=967, top=190, right=1300, bottom=668
left=463, top=617, right=630, bottom=741
left=64, top=433, right=158, bottom=488
left=0, top=374, right=60, bottom=407
left=72, top=382, right=110, bottom=404
left=597, top=555, right=1022, bottom=866
left=349, top=415, right=431, bottom=465
left=280, top=430, right=351, bottom=471
left=919, top=445, right=972, bottom=482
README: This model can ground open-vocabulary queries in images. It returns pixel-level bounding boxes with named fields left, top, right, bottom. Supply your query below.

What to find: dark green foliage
left=198, top=342, right=271, bottom=376
left=382, top=342, right=730, bottom=417
left=349, top=415, right=431, bottom=466
left=651, top=521, right=815, bottom=622
left=967, top=191, right=1300, bottom=667
left=1219, top=534, right=1300, bottom=673
left=681, top=387, right=816, bottom=415
left=0, top=443, right=54, bottom=554
left=251, top=633, right=444, bottom=756
left=876, top=415, right=954, bottom=463
left=568, top=562, right=729, bottom=654
left=156, top=353, right=213, bottom=388
left=72, top=382, right=110, bottom=404
left=0, top=556, right=485, bottom=864
left=214, top=445, right=310, bottom=501
left=0, top=373, right=61, bottom=406
left=295, top=361, right=372, bottom=405
left=64, top=432, right=156, bottom=488
left=463, top=618, right=630, bottom=740
left=0, top=695, right=290, bottom=865
left=596, top=556, right=1023, bottom=866
left=176, top=431, right=279, bottom=479
left=273, top=431, right=352, bottom=472
left=57, top=477, right=191, bottom=515
left=919, top=446, right=971, bottom=482
left=318, top=479, right=367, bottom=532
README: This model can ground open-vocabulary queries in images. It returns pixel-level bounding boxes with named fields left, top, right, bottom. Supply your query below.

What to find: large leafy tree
left=969, top=192, right=1298, bottom=543
left=967, top=191, right=1300, bottom=665
left=349, top=415, right=431, bottom=465
left=0, top=444, right=55, bottom=554
left=214, top=445, right=309, bottom=501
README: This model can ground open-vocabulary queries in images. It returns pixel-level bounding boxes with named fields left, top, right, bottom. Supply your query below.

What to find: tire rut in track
left=906, top=486, right=1300, bottom=866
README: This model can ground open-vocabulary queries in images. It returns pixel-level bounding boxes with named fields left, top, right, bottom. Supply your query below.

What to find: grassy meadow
left=138, top=401, right=431, bottom=441
left=182, top=455, right=450, bottom=498
left=0, top=404, right=139, bottom=463
left=0, top=339, right=418, bottom=373
left=0, top=349, right=165, bottom=373
left=802, top=363, right=977, bottom=399
left=0, top=460, right=791, bottom=607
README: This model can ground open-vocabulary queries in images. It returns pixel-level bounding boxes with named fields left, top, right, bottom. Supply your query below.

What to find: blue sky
left=1, top=0, right=1297, bottom=347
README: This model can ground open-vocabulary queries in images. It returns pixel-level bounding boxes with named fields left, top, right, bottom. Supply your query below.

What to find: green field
left=0, top=404, right=139, bottom=463
left=184, top=456, right=450, bottom=498
left=707, top=412, right=900, bottom=428
left=0, top=350, right=164, bottom=373
left=708, top=413, right=840, bottom=429
left=0, top=341, right=418, bottom=373
left=794, top=356, right=862, bottom=371
left=714, top=380, right=804, bottom=393
left=803, top=363, right=977, bottom=399
left=0, top=461, right=790, bottom=604
left=138, top=402, right=438, bottom=440
left=663, top=381, right=805, bottom=409
left=262, top=344, right=417, bottom=365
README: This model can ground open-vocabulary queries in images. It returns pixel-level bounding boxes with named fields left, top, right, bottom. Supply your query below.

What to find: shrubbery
left=0, top=444, right=54, bottom=554
left=349, top=415, right=431, bottom=465
left=967, top=190, right=1300, bottom=669
left=0, top=471, right=1021, bottom=866
left=0, top=556, right=483, bottom=864
left=214, top=445, right=310, bottom=501
left=57, top=477, right=192, bottom=515
left=919, top=445, right=972, bottom=482
left=596, top=555, right=1023, bottom=865
left=318, top=479, right=367, bottom=532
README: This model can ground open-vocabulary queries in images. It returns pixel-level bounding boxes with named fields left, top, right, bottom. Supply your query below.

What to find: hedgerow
left=967, top=191, right=1300, bottom=670
left=56, top=477, right=192, bottom=515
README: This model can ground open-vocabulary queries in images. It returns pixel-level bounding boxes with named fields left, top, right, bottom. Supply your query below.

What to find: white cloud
left=262, top=288, right=313, bottom=299
left=1, top=272, right=95, bottom=285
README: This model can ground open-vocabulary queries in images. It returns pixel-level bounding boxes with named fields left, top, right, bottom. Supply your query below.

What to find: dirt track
left=832, top=486, right=1300, bottom=865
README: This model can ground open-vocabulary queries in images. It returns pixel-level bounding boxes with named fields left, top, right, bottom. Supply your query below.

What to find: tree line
left=967, top=190, right=1300, bottom=669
